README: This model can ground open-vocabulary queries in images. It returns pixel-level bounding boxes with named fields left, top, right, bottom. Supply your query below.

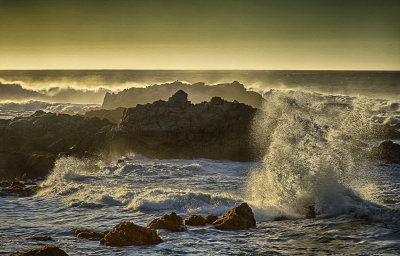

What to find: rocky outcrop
left=102, top=81, right=263, bottom=109
left=147, top=212, right=185, bottom=232
left=0, top=111, right=112, bottom=180
left=205, top=214, right=219, bottom=224
left=366, top=140, right=400, bottom=164
left=83, top=107, right=125, bottom=124
left=115, top=90, right=259, bottom=161
left=17, top=245, right=69, bottom=256
left=75, top=229, right=110, bottom=241
left=213, top=203, right=256, bottom=230
left=0, top=181, right=40, bottom=197
left=183, top=215, right=206, bottom=226
left=100, top=222, right=163, bottom=246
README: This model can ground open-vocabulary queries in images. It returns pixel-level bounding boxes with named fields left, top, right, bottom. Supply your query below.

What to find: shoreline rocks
left=16, top=245, right=69, bottom=256
left=213, top=203, right=256, bottom=230
left=147, top=212, right=185, bottom=232
left=183, top=215, right=206, bottom=226
left=366, top=140, right=400, bottom=164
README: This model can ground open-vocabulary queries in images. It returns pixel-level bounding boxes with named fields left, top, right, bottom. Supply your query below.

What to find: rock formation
left=115, top=90, right=259, bottom=161
left=183, top=215, right=206, bottom=226
left=213, top=203, right=256, bottom=230
left=17, top=245, right=69, bottom=256
left=366, top=140, right=400, bottom=164
left=75, top=229, right=110, bottom=241
left=100, top=222, right=163, bottom=246
left=102, top=81, right=263, bottom=109
left=205, top=214, right=219, bottom=224
left=147, top=212, right=185, bottom=232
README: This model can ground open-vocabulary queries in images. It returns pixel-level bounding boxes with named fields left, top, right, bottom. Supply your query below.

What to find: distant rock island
left=102, top=81, right=263, bottom=109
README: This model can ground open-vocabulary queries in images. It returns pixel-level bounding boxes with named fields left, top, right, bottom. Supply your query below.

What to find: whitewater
left=1, top=87, right=400, bottom=255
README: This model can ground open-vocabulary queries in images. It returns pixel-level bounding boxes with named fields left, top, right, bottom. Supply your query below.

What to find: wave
left=245, top=89, right=400, bottom=221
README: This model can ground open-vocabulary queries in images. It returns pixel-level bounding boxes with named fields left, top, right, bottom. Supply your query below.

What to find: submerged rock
left=147, top=212, right=185, bottom=232
left=184, top=215, right=206, bottom=226
left=213, top=203, right=256, bottom=230
left=25, top=236, right=53, bottom=241
left=205, top=214, right=219, bottom=224
left=100, top=222, right=163, bottom=246
left=74, top=229, right=110, bottom=241
left=17, top=245, right=69, bottom=256
left=366, top=140, right=400, bottom=164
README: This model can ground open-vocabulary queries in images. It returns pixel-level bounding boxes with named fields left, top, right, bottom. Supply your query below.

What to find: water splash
left=246, top=90, right=381, bottom=218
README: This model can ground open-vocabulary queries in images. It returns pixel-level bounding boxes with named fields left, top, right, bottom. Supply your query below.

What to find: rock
left=305, top=205, right=317, bottom=219
left=274, top=215, right=289, bottom=221
left=17, top=245, right=69, bottom=256
left=147, top=212, right=185, bottom=232
left=183, top=215, right=206, bottom=226
left=0, top=182, right=40, bottom=197
left=83, top=107, right=126, bottom=124
left=366, top=140, right=400, bottom=164
left=25, top=236, right=53, bottom=241
left=213, top=203, right=256, bottom=230
left=205, top=214, right=218, bottom=224
left=102, top=81, right=263, bottom=109
left=100, top=222, right=163, bottom=246
left=75, top=229, right=110, bottom=241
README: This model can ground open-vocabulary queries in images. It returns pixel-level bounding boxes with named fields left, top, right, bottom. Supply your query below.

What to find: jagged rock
left=25, top=236, right=53, bottom=241
left=17, top=245, right=69, bottom=256
left=100, top=222, right=163, bottom=246
left=74, top=229, right=110, bottom=241
left=213, top=203, right=256, bottom=230
left=117, top=90, right=260, bottom=161
left=102, top=81, right=263, bottom=109
left=205, top=214, right=219, bottom=224
left=366, top=140, right=400, bottom=164
left=183, top=215, right=206, bottom=226
left=83, top=107, right=125, bottom=124
left=147, top=212, right=185, bottom=232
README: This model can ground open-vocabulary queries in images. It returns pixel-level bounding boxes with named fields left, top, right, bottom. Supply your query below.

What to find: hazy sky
left=0, top=0, right=399, bottom=70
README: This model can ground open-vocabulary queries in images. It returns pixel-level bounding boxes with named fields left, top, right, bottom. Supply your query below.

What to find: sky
left=0, top=0, right=399, bottom=70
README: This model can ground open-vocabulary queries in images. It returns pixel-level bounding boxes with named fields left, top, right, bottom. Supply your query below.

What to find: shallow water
left=1, top=155, right=399, bottom=255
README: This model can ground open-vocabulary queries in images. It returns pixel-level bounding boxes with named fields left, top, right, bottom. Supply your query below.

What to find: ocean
left=0, top=70, right=400, bottom=255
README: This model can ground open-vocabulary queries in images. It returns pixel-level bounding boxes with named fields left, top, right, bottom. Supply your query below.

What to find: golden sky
left=0, top=0, right=399, bottom=70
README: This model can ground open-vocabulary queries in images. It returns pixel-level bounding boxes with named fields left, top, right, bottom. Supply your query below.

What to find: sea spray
left=246, top=90, right=379, bottom=218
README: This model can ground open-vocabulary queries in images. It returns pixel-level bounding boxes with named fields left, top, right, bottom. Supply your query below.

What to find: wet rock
left=274, top=215, right=289, bottom=221
left=17, top=245, right=69, bottom=256
left=184, top=215, right=206, bottom=226
left=305, top=205, right=317, bottom=219
left=205, top=214, right=218, bottom=224
left=0, top=181, right=40, bottom=197
left=75, top=229, right=110, bottom=241
left=147, top=212, right=185, bottom=232
left=100, top=222, right=163, bottom=246
left=25, top=236, right=53, bottom=241
left=366, top=140, right=400, bottom=164
left=213, top=203, right=256, bottom=230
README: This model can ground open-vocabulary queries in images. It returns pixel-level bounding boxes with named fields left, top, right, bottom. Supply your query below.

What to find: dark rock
left=75, top=229, right=110, bottom=241
left=102, top=81, right=263, bottom=109
left=183, top=215, right=206, bottom=226
left=100, top=222, right=163, bottom=246
left=147, top=212, right=185, bottom=232
left=274, top=215, right=289, bottom=221
left=366, top=140, right=400, bottom=164
left=305, top=205, right=317, bottom=219
left=17, top=245, right=69, bottom=256
left=83, top=107, right=126, bottom=124
left=213, top=203, right=256, bottom=230
left=1, top=182, right=40, bottom=197
left=25, top=236, right=53, bottom=241
left=205, top=214, right=218, bottom=224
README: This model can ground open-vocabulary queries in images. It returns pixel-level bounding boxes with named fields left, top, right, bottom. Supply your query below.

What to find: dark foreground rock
left=183, top=215, right=206, bottom=226
left=100, top=222, right=163, bottom=246
left=16, top=245, right=69, bottom=256
left=366, top=140, right=400, bottom=164
left=205, top=214, right=219, bottom=224
left=147, top=212, right=185, bottom=232
left=213, top=203, right=256, bottom=230
left=115, top=90, right=259, bottom=161
left=0, top=181, right=40, bottom=197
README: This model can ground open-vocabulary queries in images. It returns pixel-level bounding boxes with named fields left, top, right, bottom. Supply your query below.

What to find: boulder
left=17, top=245, right=69, bottom=256
left=100, top=222, right=163, bottom=246
left=213, top=203, right=256, bottom=230
left=75, top=229, right=110, bottom=241
left=147, top=212, right=185, bottom=232
left=366, top=140, right=400, bottom=164
left=205, top=214, right=219, bottom=224
left=183, top=215, right=206, bottom=226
